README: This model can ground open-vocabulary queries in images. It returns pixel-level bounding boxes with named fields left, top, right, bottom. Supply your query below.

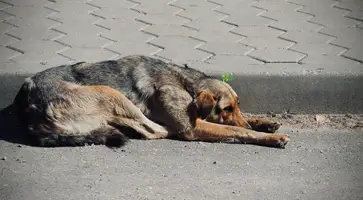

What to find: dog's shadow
left=0, top=104, right=33, bottom=146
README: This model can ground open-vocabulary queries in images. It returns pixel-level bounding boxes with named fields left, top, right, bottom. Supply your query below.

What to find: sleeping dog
left=14, top=55, right=289, bottom=148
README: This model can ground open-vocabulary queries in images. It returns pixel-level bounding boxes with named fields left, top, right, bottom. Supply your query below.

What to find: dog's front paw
left=266, top=122, right=281, bottom=133
left=266, top=134, right=290, bottom=148
left=252, top=119, right=281, bottom=133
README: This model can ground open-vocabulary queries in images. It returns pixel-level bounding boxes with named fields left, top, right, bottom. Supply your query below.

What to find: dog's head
left=193, top=79, right=249, bottom=128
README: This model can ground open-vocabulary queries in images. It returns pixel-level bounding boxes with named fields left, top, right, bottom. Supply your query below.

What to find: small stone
left=1, top=156, right=6, bottom=160
left=267, top=111, right=276, bottom=117
left=212, top=161, right=217, bottom=164
left=17, top=145, right=22, bottom=148
left=315, top=115, right=330, bottom=123
left=282, top=111, right=293, bottom=119
left=121, top=149, right=126, bottom=152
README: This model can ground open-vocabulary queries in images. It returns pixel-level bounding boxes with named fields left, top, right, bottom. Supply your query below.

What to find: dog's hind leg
left=91, top=86, right=169, bottom=140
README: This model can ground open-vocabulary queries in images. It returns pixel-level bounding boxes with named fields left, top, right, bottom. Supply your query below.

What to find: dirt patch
left=245, top=112, right=363, bottom=131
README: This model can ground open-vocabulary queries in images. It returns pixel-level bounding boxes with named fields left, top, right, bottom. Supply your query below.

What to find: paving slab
left=0, top=0, right=362, bottom=113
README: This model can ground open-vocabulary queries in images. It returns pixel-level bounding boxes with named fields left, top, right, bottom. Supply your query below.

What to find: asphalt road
left=0, top=104, right=362, bottom=200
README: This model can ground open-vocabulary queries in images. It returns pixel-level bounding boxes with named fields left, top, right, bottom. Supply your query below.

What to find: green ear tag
left=221, top=73, right=236, bottom=83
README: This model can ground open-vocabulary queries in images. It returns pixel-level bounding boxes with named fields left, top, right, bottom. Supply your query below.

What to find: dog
left=13, top=55, right=289, bottom=148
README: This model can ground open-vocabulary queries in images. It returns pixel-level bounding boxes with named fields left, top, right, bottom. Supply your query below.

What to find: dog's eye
left=223, top=106, right=233, bottom=113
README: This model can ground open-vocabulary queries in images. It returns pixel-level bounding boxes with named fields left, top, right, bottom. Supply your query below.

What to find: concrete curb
left=1, top=62, right=362, bottom=114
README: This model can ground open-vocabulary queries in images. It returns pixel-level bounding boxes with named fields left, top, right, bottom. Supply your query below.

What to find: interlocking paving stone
left=12, top=53, right=73, bottom=66
left=254, top=0, right=301, bottom=12
left=190, top=30, right=243, bottom=43
left=269, top=19, right=322, bottom=32
left=0, top=1, right=11, bottom=10
left=177, top=8, right=225, bottom=21
left=335, top=1, right=363, bottom=21
left=184, top=17, right=234, bottom=31
left=171, top=0, right=220, bottom=20
left=0, top=46, right=21, bottom=60
left=95, top=20, right=153, bottom=43
left=57, top=33, right=112, bottom=48
left=322, top=26, right=363, bottom=49
left=102, top=29, right=154, bottom=43
left=197, top=42, right=252, bottom=56
left=0, top=0, right=46, bottom=6
left=171, top=0, right=217, bottom=10
left=59, top=47, right=118, bottom=62
left=240, top=37, right=294, bottom=50
left=96, top=19, right=145, bottom=32
left=280, top=31, right=333, bottom=44
left=208, top=55, right=264, bottom=67
left=0, top=23, right=15, bottom=34
left=342, top=46, right=363, bottom=63
left=248, top=49, right=306, bottom=63
left=88, top=0, right=136, bottom=9
left=0, top=10, right=13, bottom=21
left=9, top=39, right=67, bottom=54
left=136, top=13, right=188, bottom=25
left=262, top=9, right=312, bottom=22
left=222, top=14, right=273, bottom=27
left=142, top=24, right=198, bottom=37
left=150, top=35, right=203, bottom=49
left=0, top=34, right=18, bottom=47
left=215, top=2, right=262, bottom=16
left=6, top=23, right=63, bottom=41
left=290, top=43, right=345, bottom=56
left=231, top=26, right=284, bottom=38
left=132, top=1, right=181, bottom=14
left=301, top=55, right=360, bottom=67
left=91, top=7, right=140, bottom=20
left=105, top=41, right=161, bottom=57
left=156, top=48, right=212, bottom=64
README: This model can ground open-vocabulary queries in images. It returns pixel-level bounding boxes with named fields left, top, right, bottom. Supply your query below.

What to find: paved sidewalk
left=0, top=0, right=362, bottom=113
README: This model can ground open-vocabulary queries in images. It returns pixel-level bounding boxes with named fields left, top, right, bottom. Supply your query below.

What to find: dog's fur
left=14, top=55, right=289, bottom=148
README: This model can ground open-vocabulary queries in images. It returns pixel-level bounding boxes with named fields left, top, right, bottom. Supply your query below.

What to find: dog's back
left=13, top=55, right=208, bottom=147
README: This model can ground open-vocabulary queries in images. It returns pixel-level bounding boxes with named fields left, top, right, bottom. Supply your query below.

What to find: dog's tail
left=13, top=78, right=129, bottom=148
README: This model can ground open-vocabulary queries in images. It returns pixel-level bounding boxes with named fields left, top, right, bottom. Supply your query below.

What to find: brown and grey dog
left=14, top=55, right=289, bottom=148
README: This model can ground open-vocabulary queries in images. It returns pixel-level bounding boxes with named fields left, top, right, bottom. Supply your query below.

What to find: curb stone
left=1, top=62, right=362, bottom=114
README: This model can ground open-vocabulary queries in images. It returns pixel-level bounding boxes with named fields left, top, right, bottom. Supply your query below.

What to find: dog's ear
left=194, top=90, right=217, bottom=119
